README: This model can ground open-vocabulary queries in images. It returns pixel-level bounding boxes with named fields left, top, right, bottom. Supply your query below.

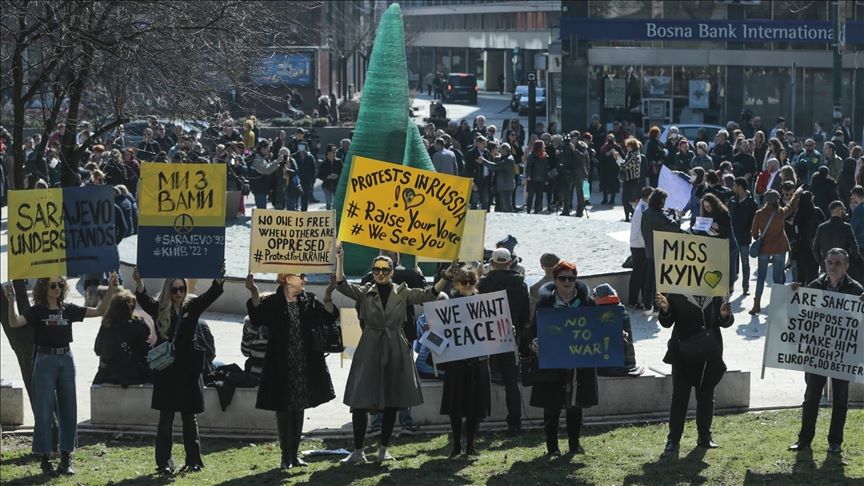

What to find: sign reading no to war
left=8, top=187, right=119, bottom=279
left=764, top=285, right=864, bottom=383
left=249, top=209, right=335, bottom=274
left=536, top=306, right=625, bottom=369
left=653, top=231, right=729, bottom=297
left=137, top=163, right=226, bottom=278
left=338, top=156, right=472, bottom=260
left=422, top=291, right=516, bottom=364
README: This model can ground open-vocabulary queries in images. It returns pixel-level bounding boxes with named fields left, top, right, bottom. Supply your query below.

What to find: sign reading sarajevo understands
left=8, top=187, right=119, bottom=279
left=249, top=209, right=335, bottom=274
left=338, top=156, right=472, bottom=260
left=764, top=285, right=864, bottom=383
left=654, top=231, right=729, bottom=297
left=536, top=306, right=625, bottom=369
left=137, top=163, right=226, bottom=278
left=422, top=291, right=515, bottom=364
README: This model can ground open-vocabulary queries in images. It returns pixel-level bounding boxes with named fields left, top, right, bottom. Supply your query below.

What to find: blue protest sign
left=136, top=226, right=225, bottom=278
left=63, top=186, right=120, bottom=275
left=536, top=306, right=625, bottom=369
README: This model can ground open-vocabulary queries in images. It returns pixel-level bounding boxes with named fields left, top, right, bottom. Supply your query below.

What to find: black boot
left=290, top=412, right=308, bottom=467
left=276, top=412, right=292, bottom=469
left=40, top=454, right=55, bottom=475
left=697, top=435, right=718, bottom=449
left=57, top=451, right=74, bottom=475
left=448, top=437, right=462, bottom=459
left=544, top=409, right=561, bottom=456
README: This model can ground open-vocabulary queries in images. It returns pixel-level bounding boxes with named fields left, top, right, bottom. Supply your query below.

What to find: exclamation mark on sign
left=603, top=336, right=610, bottom=360
left=394, top=186, right=401, bottom=208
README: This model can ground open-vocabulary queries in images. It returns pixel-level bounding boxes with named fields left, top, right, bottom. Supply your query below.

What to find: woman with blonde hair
left=132, top=264, right=225, bottom=475
left=4, top=274, right=119, bottom=475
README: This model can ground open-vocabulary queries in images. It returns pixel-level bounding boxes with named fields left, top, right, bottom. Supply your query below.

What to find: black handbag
left=519, top=355, right=561, bottom=386
left=311, top=317, right=344, bottom=354
left=677, top=329, right=721, bottom=363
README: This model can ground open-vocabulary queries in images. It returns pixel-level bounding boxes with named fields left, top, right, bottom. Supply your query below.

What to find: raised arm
left=3, top=284, right=27, bottom=328
left=184, top=263, right=226, bottom=321
left=84, top=272, right=120, bottom=318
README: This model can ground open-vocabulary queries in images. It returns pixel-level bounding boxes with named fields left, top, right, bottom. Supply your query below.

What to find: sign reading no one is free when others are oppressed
left=337, top=156, right=472, bottom=261
left=248, top=209, right=335, bottom=274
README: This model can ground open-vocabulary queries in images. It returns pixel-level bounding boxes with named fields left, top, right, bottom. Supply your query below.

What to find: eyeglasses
left=171, top=286, right=187, bottom=294
left=556, top=276, right=577, bottom=282
left=48, top=282, right=66, bottom=290
left=371, top=267, right=391, bottom=275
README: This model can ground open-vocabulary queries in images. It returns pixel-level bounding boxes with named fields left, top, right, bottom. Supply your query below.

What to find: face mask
left=298, top=144, right=307, bottom=152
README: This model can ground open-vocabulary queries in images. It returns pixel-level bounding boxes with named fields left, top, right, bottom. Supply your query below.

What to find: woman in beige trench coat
left=335, top=242, right=455, bottom=464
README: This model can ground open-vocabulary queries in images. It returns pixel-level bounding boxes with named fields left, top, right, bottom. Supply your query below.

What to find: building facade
left=558, top=0, right=864, bottom=139
left=401, top=0, right=560, bottom=92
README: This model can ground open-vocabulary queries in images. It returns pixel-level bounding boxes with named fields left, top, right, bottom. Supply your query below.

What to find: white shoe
left=340, top=450, right=367, bottom=464
left=377, top=448, right=395, bottom=462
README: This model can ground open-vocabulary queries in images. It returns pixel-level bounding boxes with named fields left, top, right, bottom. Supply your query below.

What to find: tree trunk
left=0, top=281, right=35, bottom=402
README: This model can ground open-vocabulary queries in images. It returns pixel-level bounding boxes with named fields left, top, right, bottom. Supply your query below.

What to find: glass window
left=662, top=0, right=726, bottom=49
left=589, top=0, right=651, bottom=19
left=743, top=67, right=793, bottom=132
left=772, top=0, right=829, bottom=50
left=450, top=48, right=466, bottom=73
left=672, top=66, right=725, bottom=126
left=468, top=49, right=484, bottom=81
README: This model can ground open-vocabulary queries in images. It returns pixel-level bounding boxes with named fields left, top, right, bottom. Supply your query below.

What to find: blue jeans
left=253, top=192, right=268, bottom=209
left=755, top=252, right=786, bottom=301
left=733, top=243, right=751, bottom=292
left=32, top=352, right=77, bottom=454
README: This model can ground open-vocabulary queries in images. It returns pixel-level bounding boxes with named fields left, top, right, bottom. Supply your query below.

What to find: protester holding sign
left=640, top=189, right=681, bottom=312
left=245, top=273, right=338, bottom=469
left=655, top=290, right=733, bottom=456
left=695, top=194, right=738, bottom=295
left=132, top=265, right=225, bottom=476
left=788, top=248, right=864, bottom=454
left=525, top=260, right=598, bottom=456
left=335, top=243, right=454, bottom=464
left=4, top=273, right=119, bottom=476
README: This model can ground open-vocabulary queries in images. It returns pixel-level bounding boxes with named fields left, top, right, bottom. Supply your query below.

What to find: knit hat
left=592, top=283, right=620, bottom=305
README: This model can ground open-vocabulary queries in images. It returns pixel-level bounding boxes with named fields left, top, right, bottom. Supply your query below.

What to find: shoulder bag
left=147, top=339, right=175, bottom=370
left=310, top=306, right=344, bottom=354
left=749, top=210, right=777, bottom=258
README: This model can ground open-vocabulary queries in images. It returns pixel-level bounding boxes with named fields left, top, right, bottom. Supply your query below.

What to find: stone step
left=0, top=380, right=25, bottom=426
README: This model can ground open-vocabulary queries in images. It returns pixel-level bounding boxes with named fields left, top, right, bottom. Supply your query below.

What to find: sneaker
left=340, top=450, right=367, bottom=464
left=399, top=424, right=419, bottom=436
left=376, top=448, right=395, bottom=462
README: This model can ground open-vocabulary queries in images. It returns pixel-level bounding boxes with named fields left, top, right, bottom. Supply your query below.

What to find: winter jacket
left=641, top=206, right=681, bottom=260
left=728, top=192, right=758, bottom=245
left=751, top=192, right=800, bottom=255
left=477, top=269, right=531, bottom=339
left=812, top=216, right=862, bottom=267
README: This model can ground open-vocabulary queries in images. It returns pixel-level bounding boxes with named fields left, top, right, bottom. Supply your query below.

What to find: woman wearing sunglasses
left=525, top=260, right=598, bottom=456
left=4, top=274, right=119, bottom=475
left=132, top=264, right=225, bottom=475
left=334, top=242, right=455, bottom=464
left=440, top=267, right=491, bottom=458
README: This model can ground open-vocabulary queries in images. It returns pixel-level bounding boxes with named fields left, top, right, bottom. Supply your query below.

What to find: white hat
left=490, top=248, right=512, bottom=264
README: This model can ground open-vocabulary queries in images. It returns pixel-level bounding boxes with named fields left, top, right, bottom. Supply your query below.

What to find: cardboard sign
left=416, top=209, right=486, bottom=263
left=137, top=163, right=226, bottom=278
left=653, top=231, right=729, bottom=297
left=693, top=217, right=713, bottom=232
left=536, top=306, right=625, bottom=369
left=249, top=209, right=335, bottom=274
left=763, top=285, right=864, bottom=383
left=337, top=156, right=472, bottom=260
left=339, top=308, right=362, bottom=361
left=658, top=166, right=691, bottom=211
left=8, top=187, right=119, bottom=279
left=422, top=291, right=516, bottom=363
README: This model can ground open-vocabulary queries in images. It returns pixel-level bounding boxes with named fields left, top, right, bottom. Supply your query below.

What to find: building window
left=468, top=49, right=484, bottom=81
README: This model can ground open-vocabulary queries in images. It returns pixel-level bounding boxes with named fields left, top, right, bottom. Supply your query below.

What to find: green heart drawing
left=704, top=271, right=723, bottom=288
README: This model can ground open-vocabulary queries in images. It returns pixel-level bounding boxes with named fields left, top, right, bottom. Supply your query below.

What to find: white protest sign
left=763, top=285, right=864, bottom=383
left=694, top=217, right=713, bottom=232
left=658, top=165, right=692, bottom=211
left=422, top=290, right=515, bottom=364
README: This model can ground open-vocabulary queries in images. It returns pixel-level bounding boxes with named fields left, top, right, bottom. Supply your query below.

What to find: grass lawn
left=1, top=409, right=861, bottom=485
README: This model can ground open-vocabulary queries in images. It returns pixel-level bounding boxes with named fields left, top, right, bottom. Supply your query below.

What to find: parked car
left=511, top=85, right=546, bottom=114
left=443, top=73, right=478, bottom=104
left=659, top=124, right=724, bottom=149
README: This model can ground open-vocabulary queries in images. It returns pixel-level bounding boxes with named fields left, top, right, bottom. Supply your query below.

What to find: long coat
left=527, top=281, right=599, bottom=410
left=658, top=293, right=733, bottom=389
left=137, top=280, right=223, bottom=413
left=337, top=280, right=438, bottom=410
left=248, top=289, right=336, bottom=411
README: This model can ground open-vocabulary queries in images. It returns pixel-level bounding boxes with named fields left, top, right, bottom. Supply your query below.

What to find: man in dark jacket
left=640, top=189, right=681, bottom=311
left=465, top=136, right=490, bottom=210
left=789, top=248, right=864, bottom=454
left=477, top=248, right=530, bottom=434
left=559, top=134, right=589, bottom=217
left=294, top=143, right=317, bottom=211
left=812, top=201, right=862, bottom=273
left=728, top=178, right=758, bottom=295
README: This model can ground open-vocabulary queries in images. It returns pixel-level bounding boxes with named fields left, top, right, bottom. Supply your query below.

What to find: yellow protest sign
left=417, top=209, right=486, bottom=263
left=138, top=163, right=226, bottom=226
left=653, top=231, right=729, bottom=297
left=8, top=189, right=66, bottom=279
left=249, top=209, right=336, bottom=274
left=337, top=156, right=472, bottom=260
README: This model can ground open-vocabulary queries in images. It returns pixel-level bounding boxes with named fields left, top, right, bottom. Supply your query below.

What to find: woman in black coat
left=133, top=265, right=225, bottom=475
left=245, top=273, right=336, bottom=469
left=695, top=193, right=738, bottom=295
left=525, top=260, right=598, bottom=456
left=810, top=166, right=839, bottom=218
left=440, top=267, right=491, bottom=458
left=93, top=289, right=153, bottom=387
left=792, top=191, right=825, bottom=285
left=655, top=291, right=733, bottom=456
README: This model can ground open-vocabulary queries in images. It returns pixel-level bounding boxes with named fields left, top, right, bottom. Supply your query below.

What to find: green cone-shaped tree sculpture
left=333, top=3, right=435, bottom=275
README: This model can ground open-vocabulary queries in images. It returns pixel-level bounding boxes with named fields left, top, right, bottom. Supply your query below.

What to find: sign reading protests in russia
left=248, top=209, right=335, bottom=274
left=137, top=163, right=226, bottom=278
left=8, top=187, right=119, bottom=279
left=560, top=18, right=864, bottom=44
left=536, top=306, right=625, bottom=369
left=653, top=231, right=729, bottom=297
left=417, top=209, right=486, bottom=263
left=422, top=291, right=515, bottom=364
left=337, top=156, right=472, bottom=260
left=763, top=285, right=864, bottom=383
